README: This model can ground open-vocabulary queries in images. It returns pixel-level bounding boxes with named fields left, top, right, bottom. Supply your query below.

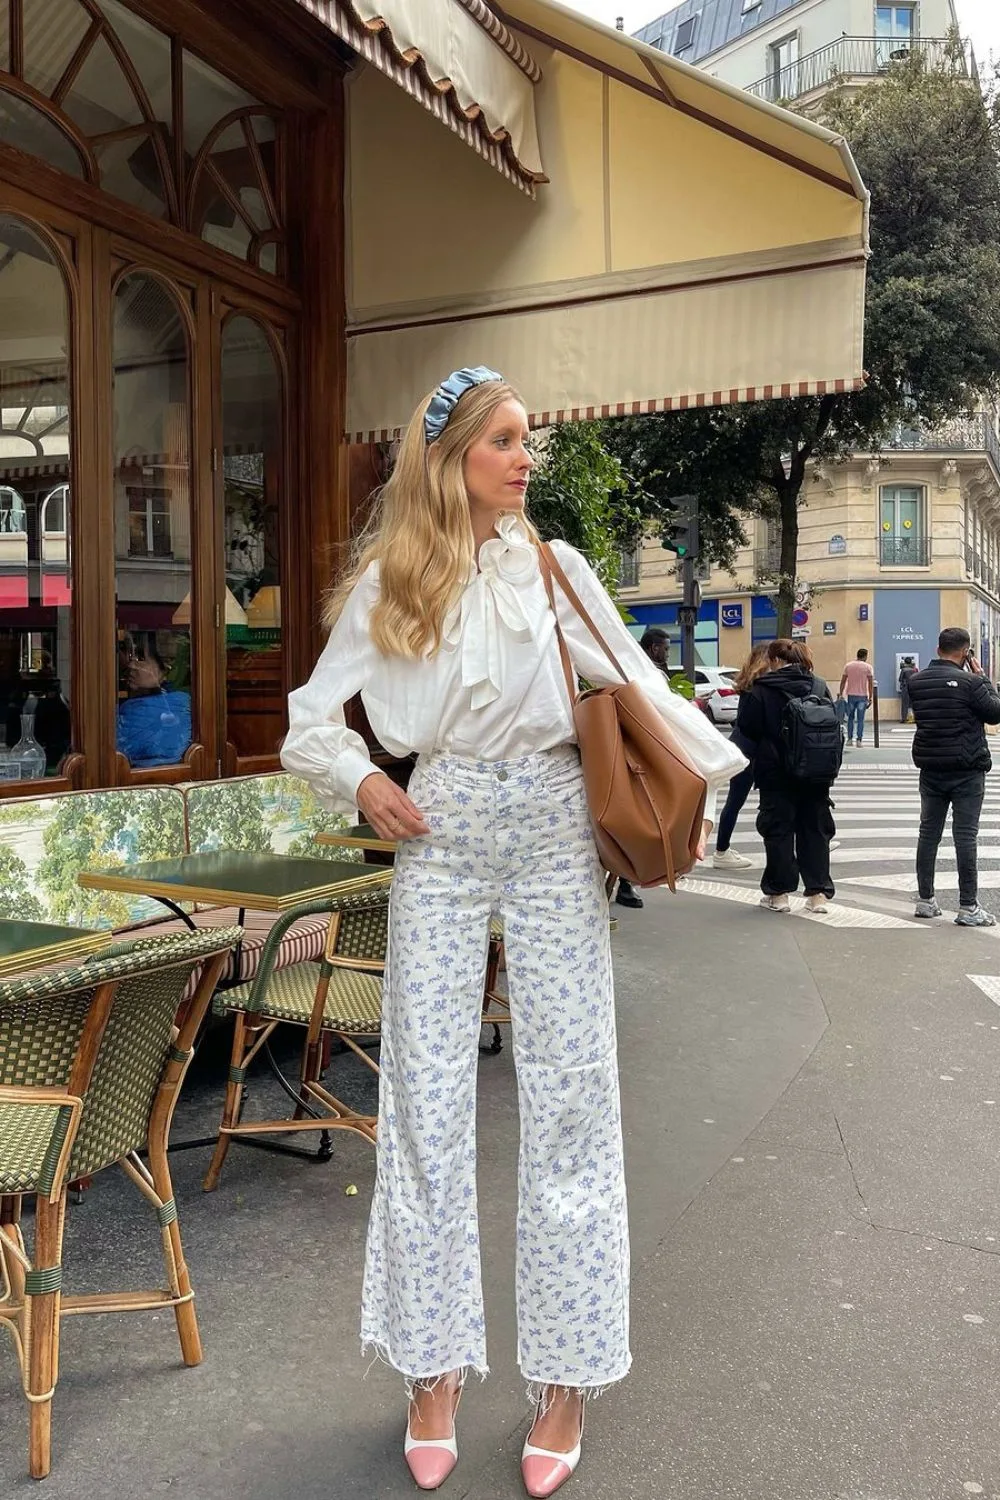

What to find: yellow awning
left=294, top=0, right=545, bottom=191
left=344, top=0, right=868, bottom=439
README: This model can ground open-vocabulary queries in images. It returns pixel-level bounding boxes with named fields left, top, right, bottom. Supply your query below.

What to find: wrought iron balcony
left=886, top=411, right=1000, bottom=457
left=618, top=546, right=640, bottom=588
left=746, top=36, right=976, bottom=104
left=880, top=536, right=930, bottom=567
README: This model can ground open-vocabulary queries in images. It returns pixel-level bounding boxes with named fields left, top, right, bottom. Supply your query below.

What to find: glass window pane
left=0, top=90, right=86, bottom=177
left=61, top=32, right=144, bottom=135
left=113, top=274, right=193, bottom=770
left=183, top=50, right=256, bottom=158
left=0, top=216, right=74, bottom=781
left=222, top=316, right=283, bottom=760
left=94, top=130, right=168, bottom=219
left=96, top=0, right=172, bottom=131
left=199, top=196, right=252, bottom=261
left=23, top=0, right=92, bottom=97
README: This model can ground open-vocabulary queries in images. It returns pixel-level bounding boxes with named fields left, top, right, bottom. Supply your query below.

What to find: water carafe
left=12, top=712, right=46, bottom=781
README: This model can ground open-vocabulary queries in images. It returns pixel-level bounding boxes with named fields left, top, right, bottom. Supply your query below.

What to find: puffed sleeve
left=280, top=567, right=380, bottom=816
left=548, top=541, right=747, bottom=827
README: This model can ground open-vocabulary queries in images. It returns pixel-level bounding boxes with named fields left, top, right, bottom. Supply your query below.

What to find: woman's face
left=463, top=398, right=533, bottom=521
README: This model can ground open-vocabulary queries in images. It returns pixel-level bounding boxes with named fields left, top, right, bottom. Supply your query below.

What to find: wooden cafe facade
left=0, top=0, right=868, bottom=797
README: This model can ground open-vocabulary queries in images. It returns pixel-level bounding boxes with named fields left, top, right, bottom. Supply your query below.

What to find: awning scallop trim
left=293, top=0, right=546, bottom=193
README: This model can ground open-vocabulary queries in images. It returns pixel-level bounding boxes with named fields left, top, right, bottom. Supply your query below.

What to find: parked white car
left=693, top=666, right=740, bottom=724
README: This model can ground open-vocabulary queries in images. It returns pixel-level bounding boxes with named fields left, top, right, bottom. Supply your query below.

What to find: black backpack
left=780, top=686, right=843, bottom=781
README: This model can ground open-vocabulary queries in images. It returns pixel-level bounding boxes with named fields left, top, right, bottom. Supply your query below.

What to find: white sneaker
left=760, top=894, right=791, bottom=913
left=713, top=848, right=752, bottom=870
left=955, top=904, right=997, bottom=928
left=805, top=894, right=829, bottom=914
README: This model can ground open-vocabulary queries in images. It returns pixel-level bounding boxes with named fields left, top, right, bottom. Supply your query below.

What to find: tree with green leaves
left=526, top=421, right=643, bottom=590
left=601, top=51, right=1000, bottom=634
left=0, top=845, right=43, bottom=922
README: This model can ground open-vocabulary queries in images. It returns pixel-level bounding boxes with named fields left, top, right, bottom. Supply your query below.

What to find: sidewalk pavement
left=3, top=892, right=1000, bottom=1497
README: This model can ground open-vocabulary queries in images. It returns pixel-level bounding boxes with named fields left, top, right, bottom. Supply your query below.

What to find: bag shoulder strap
left=538, top=543, right=629, bottom=692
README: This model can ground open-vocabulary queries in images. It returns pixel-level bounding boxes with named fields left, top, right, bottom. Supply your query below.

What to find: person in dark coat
left=712, top=642, right=771, bottom=870
left=898, top=656, right=917, bottom=723
left=907, top=626, right=1000, bottom=926
left=735, top=637, right=836, bottom=914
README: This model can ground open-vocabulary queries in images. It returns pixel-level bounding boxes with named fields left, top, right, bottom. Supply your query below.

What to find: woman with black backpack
left=735, top=638, right=842, bottom=914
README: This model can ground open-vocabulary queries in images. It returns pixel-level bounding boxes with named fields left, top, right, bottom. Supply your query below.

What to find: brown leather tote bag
left=539, top=543, right=707, bottom=891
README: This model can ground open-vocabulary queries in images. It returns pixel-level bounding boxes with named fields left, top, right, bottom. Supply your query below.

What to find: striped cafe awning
left=293, top=0, right=869, bottom=438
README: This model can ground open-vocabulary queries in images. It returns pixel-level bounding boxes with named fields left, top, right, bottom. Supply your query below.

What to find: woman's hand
left=357, top=772, right=431, bottom=841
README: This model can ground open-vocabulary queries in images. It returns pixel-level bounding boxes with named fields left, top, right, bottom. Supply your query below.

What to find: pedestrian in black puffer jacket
left=907, top=627, right=1000, bottom=926
left=735, top=638, right=837, bottom=914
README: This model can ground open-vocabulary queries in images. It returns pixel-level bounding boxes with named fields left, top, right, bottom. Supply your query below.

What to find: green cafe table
left=78, top=850, right=391, bottom=924
left=0, top=919, right=108, bottom=980
left=314, top=823, right=396, bottom=857
left=76, top=852, right=393, bottom=1160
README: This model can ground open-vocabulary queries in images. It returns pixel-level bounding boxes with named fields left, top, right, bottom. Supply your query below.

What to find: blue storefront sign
left=751, top=595, right=778, bottom=645
left=873, top=590, right=940, bottom=695
left=721, top=603, right=744, bottom=628
left=625, top=600, right=720, bottom=666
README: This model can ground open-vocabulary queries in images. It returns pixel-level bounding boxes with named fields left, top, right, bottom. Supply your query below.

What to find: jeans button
left=496, top=769, right=509, bottom=782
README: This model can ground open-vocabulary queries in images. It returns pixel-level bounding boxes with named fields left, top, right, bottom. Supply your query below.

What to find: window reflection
left=222, top=315, right=283, bottom=760
left=2, top=0, right=284, bottom=268
left=113, top=273, right=193, bottom=769
left=0, top=215, right=73, bottom=780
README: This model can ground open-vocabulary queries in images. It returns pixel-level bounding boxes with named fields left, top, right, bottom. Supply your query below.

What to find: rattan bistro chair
left=0, top=926, right=240, bottom=1480
left=204, top=890, right=511, bottom=1189
left=203, top=890, right=389, bottom=1189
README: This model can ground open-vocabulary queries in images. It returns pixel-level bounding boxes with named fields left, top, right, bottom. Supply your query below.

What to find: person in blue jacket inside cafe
left=116, top=647, right=191, bottom=767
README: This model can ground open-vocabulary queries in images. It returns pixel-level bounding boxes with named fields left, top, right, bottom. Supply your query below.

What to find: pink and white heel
left=404, top=1384, right=461, bottom=1491
left=521, top=1399, right=584, bottom=1498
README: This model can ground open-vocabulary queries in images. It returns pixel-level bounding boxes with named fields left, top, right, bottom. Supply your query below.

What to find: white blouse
left=281, top=516, right=745, bottom=824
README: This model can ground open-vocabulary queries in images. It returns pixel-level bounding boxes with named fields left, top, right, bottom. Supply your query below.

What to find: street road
left=694, top=753, right=1000, bottom=925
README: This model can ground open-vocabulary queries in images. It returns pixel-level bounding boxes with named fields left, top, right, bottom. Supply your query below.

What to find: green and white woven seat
left=221, top=963, right=382, bottom=1034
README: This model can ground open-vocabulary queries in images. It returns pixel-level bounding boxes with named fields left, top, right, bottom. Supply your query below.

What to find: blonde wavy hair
left=326, top=378, right=534, bottom=658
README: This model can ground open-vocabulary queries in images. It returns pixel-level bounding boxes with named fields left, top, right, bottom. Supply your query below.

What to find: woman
left=281, top=368, right=744, bottom=1496
left=711, top=643, right=771, bottom=871
left=735, top=638, right=837, bottom=914
left=116, top=649, right=192, bottom=768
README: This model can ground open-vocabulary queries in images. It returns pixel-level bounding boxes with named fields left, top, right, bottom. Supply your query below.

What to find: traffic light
left=661, top=495, right=700, bottom=561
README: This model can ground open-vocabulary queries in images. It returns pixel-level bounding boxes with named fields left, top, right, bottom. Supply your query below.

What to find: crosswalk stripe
left=968, top=975, right=1000, bottom=1006
left=711, top=761, right=1000, bottom=917
left=677, top=876, right=922, bottom=927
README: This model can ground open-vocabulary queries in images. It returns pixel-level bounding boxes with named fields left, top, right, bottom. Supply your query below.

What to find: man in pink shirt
left=839, top=649, right=874, bottom=746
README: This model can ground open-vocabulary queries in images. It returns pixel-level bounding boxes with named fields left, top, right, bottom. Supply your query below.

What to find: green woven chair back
left=333, top=890, right=388, bottom=963
left=0, top=927, right=240, bottom=1178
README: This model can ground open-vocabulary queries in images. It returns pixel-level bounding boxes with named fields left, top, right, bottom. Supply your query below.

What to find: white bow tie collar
left=444, top=515, right=544, bottom=710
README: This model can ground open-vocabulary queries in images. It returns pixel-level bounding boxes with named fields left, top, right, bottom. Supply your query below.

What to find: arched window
left=41, top=483, right=69, bottom=536
left=113, top=272, right=194, bottom=770
left=0, top=1, right=285, bottom=270
left=0, top=485, right=26, bottom=534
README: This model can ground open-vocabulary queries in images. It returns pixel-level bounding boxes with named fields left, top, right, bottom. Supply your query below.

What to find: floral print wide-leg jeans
left=361, top=745, right=631, bottom=1394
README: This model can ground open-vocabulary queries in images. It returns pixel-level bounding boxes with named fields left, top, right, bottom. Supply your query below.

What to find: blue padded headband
left=424, top=366, right=505, bottom=444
